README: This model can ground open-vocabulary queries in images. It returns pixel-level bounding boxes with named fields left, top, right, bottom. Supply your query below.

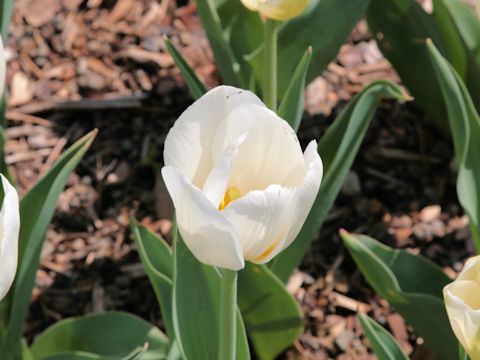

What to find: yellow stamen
left=219, top=186, right=242, bottom=210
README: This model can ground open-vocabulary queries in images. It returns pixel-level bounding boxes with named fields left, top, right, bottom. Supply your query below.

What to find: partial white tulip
left=240, top=0, right=309, bottom=21
left=444, top=255, right=480, bottom=359
left=162, top=86, right=322, bottom=270
left=0, top=174, right=20, bottom=300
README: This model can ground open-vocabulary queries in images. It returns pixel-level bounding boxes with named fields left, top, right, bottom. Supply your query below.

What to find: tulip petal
left=223, top=184, right=296, bottom=264
left=162, top=166, right=244, bottom=270
left=0, top=175, right=20, bottom=300
left=257, top=0, right=309, bottom=20
left=202, top=133, right=247, bottom=208
left=214, top=104, right=305, bottom=194
left=279, top=140, right=323, bottom=252
left=164, top=86, right=264, bottom=188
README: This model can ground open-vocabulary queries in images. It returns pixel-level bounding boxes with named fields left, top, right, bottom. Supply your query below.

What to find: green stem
left=263, top=18, right=278, bottom=111
left=470, top=221, right=480, bottom=254
left=218, top=269, right=237, bottom=360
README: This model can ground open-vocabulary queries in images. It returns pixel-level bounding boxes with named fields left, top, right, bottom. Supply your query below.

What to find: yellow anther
left=219, top=186, right=242, bottom=210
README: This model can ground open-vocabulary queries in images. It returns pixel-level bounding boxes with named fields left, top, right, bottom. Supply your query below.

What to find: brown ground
left=5, top=0, right=473, bottom=359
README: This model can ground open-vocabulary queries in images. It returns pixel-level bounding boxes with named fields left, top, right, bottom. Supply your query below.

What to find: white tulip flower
left=0, top=174, right=20, bottom=300
left=162, top=86, right=322, bottom=270
left=444, top=255, right=480, bottom=359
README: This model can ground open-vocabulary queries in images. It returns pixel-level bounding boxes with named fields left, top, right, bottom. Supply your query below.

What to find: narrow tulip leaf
left=194, top=0, right=242, bottom=86
left=4, top=130, right=97, bottom=352
left=340, top=231, right=457, bottom=360
left=270, top=80, right=406, bottom=282
left=30, top=312, right=169, bottom=360
left=131, top=220, right=174, bottom=337
left=172, top=230, right=250, bottom=360
left=427, top=41, right=480, bottom=251
left=278, top=47, right=312, bottom=132
left=358, top=314, right=409, bottom=360
left=238, top=264, right=303, bottom=360
left=165, top=38, right=207, bottom=100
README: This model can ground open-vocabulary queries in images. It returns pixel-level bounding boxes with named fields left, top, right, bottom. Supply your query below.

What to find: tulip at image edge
left=162, top=85, right=323, bottom=270
left=240, top=0, right=309, bottom=21
left=0, top=175, right=20, bottom=300
left=444, top=255, right=480, bottom=360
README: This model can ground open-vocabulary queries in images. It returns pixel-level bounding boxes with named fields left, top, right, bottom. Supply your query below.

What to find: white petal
left=223, top=184, right=296, bottom=264
left=0, top=39, right=5, bottom=99
left=202, top=133, right=247, bottom=207
left=257, top=0, right=309, bottom=20
left=162, top=166, right=244, bottom=270
left=279, top=141, right=323, bottom=252
left=164, top=86, right=264, bottom=188
left=213, top=104, right=305, bottom=193
left=0, top=175, right=19, bottom=300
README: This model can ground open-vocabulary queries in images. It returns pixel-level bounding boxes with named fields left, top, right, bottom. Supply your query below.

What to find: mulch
left=4, top=0, right=473, bottom=358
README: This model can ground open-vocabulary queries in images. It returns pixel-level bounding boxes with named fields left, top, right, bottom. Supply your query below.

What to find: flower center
left=219, top=186, right=242, bottom=210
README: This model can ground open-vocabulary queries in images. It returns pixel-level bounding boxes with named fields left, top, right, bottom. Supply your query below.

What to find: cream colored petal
left=223, top=184, right=295, bottom=264
left=241, top=0, right=258, bottom=11
left=444, top=281, right=480, bottom=358
left=164, top=86, right=264, bottom=188
left=0, top=39, right=5, bottom=99
left=257, top=0, right=309, bottom=20
left=213, top=104, right=305, bottom=194
left=278, top=140, right=322, bottom=252
left=202, top=133, right=247, bottom=208
left=0, top=175, right=20, bottom=300
left=458, top=255, right=480, bottom=283
left=162, top=166, right=244, bottom=270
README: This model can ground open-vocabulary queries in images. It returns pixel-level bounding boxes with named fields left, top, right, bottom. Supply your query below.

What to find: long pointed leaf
left=4, top=130, right=97, bottom=352
left=427, top=41, right=480, bottom=251
left=165, top=38, right=207, bottom=100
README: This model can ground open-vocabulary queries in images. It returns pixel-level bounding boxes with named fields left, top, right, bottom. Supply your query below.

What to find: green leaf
left=3, top=130, right=97, bottom=352
left=216, top=0, right=264, bottom=88
left=31, top=312, right=169, bottom=360
left=172, top=228, right=250, bottom=360
left=164, top=38, right=207, bottom=100
left=340, top=231, right=457, bottom=360
left=194, top=0, right=241, bottom=86
left=277, top=0, right=370, bottom=96
left=427, top=41, right=480, bottom=251
left=366, top=0, right=480, bottom=131
left=238, top=264, right=303, bottom=360
left=358, top=314, right=409, bottom=360
left=0, top=0, right=14, bottom=40
left=270, top=80, right=406, bottom=282
left=131, top=220, right=174, bottom=337
left=278, top=47, right=312, bottom=132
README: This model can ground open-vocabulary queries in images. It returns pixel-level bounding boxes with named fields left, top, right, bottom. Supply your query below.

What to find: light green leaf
left=4, top=130, right=97, bottom=352
left=270, top=80, right=406, bottom=282
left=30, top=312, right=169, bottom=360
left=0, top=0, right=14, bottom=40
left=172, top=227, right=250, bottom=360
left=358, top=313, right=409, bottom=360
left=341, top=231, right=457, bottom=360
left=427, top=41, right=480, bottom=251
left=194, top=0, right=241, bottom=86
left=278, top=47, right=312, bottom=132
left=238, top=264, right=303, bottom=360
left=165, top=38, right=207, bottom=100
left=131, top=220, right=174, bottom=337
